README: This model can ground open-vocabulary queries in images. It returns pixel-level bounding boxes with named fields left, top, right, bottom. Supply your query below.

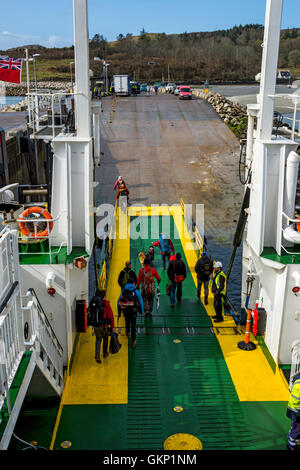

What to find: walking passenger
left=118, top=261, right=137, bottom=289
left=152, top=233, right=175, bottom=270
left=114, top=176, right=126, bottom=190
left=195, top=251, right=213, bottom=305
left=286, top=371, right=300, bottom=450
left=118, top=278, right=143, bottom=348
left=167, top=253, right=186, bottom=308
left=136, top=257, right=161, bottom=317
left=89, top=289, right=114, bottom=364
left=211, top=261, right=227, bottom=323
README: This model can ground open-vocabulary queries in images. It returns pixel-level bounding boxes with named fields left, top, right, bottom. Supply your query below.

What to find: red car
left=179, top=85, right=192, bottom=100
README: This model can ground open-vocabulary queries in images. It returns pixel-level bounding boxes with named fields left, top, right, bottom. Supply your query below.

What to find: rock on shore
left=0, top=81, right=71, bottom=112
left=2, top=81, right=71, bottom=96
left=192, top=89, right=248, bottom=139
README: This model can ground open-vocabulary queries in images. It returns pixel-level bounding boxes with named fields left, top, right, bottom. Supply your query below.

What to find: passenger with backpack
left=88, top=289, right=114, bottom=364
left=167, top=253, right=186, bottom=307
left=118, top=261, right=137, bottom=290
left=194, top=251, right=213, bottom=305
left=136, top=257, right=161, bottom=317
left=117, top=278, right=143, bottom=348
left=114, top=176, right=126, bottom=190
left=152, top=232, right=175, bottom=270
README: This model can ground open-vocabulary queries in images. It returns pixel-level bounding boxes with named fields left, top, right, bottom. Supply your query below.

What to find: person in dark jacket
left=118, top=261, right=137, bottom=289
left=195, top=251, right=213, bottom=305
left=117, top=278, right=143, bottom=348
left=167, top=253, right=186, bottom=307
left=91, top=289, right=114, bottom=364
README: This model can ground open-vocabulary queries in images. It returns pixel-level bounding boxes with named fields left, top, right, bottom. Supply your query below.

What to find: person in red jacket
left=137, top=257, right=161, bottom=317
left=152, top=233, right=175, bottom=270
left=92, top=289, right=114, bottom=364
left=114, top=176, right=126, bottom=190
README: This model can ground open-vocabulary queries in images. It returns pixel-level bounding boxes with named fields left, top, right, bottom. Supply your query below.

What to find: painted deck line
left=60, top=207, right=130, bottom=406
left=172, top=208, right=289, bottom=403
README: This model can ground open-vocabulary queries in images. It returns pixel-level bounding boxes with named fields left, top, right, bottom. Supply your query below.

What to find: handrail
left=0, top=282, right=18, bottom=316
left=26, top=288, right=63, bottom=355
left=282, top=212, right=300, bottom=224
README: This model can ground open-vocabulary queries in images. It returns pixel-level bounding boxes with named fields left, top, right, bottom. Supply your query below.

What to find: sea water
left=0, top=96, right=25, bottom=109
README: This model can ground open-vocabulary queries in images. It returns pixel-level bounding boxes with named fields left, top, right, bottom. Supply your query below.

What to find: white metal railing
left=268, top=93, right=300, bottom=140
left=290, top=340, right=300, bottom=390
left=0, top=228, right=24, bottom=413
left=0, top=296, right=23, bottom=411
left=27, top=91, right=77, bottom=139
left=281, top=211, right=300, bottom=255
left=22, top=289, right=63, bottom=394
left=16, top=210, right=69, bottom=263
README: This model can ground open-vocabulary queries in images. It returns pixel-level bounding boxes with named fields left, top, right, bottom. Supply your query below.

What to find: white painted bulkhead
left=19, top=264, right=89, bottom=365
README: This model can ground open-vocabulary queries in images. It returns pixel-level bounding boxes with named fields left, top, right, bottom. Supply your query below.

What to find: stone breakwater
left=159, top=86, right=248, bottom=139
left=0, top=81, right=71, bottom=112
left=193, top=89, right=247, bottom=136
left=2, top=81, right=71, bottom=96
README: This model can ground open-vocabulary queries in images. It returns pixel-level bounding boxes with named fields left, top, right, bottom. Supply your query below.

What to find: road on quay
left=95, top=92, right=243, bottom=244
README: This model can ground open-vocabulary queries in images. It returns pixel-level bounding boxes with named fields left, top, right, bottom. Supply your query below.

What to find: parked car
left=174, top=86, right=180, bottom=96
left=140, top=83, right=148, bottom=92
left=166, top=82, right=176, bottom=93
left=179, top=85, right=192, bottom=100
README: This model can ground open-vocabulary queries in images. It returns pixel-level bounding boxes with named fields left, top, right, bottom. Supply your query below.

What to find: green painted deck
left=261, top=246, right=300, bottom=265
left=50, top=215, right=290, bottom=450
left=19, top=244, right=88, bottom=265
left=0, top=352, right=32, bottom=442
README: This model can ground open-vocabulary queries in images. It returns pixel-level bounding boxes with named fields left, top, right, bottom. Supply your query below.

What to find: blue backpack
left=160, top=234, right=170, bottom=253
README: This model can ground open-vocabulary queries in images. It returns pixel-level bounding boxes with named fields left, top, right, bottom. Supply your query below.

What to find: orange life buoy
left=19, top=206, right=54, bottom=238
left=297, top=216, right=300, bottom=233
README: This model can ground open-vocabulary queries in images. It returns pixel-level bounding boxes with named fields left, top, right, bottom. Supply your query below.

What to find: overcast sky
left=1, top=0, right=299, bottom=50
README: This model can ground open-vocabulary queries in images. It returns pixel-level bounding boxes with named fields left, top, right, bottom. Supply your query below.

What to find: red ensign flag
left=0, top=56, right=23, bottom=84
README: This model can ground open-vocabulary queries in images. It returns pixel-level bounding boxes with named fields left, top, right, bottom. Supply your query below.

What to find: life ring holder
left=18, top=206, right=54, bottom=239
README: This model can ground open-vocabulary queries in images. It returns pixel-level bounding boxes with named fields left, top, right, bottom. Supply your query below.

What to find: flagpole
left=25, top=48, right=32, bottom=126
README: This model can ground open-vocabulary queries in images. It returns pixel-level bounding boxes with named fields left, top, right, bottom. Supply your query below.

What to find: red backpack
left=142, top=268, right=155, bottom=294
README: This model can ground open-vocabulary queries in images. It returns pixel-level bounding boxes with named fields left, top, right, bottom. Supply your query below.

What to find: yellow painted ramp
left=63, top=208, right=130, bottom=405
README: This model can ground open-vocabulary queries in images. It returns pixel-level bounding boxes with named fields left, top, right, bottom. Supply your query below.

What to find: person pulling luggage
left=88, top=289, right=114, bottom=364
left=117, top=278, right=143, bottom=348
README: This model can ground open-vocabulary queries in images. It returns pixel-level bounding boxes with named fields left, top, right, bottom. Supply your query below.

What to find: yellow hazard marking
left=173, top=406, right=183, bottom=412
left=164, top=433, right=203, bottom=450
left=61, top=441, right=72, bottom=449
left=174, top=200, right=289, bottom=403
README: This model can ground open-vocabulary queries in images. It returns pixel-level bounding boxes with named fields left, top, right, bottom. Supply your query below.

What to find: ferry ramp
left=50, top=206, right=289, bottom=451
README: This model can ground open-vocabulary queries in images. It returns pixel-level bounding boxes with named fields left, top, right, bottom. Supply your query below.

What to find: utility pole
left=25, top=48, right=32, bottom=125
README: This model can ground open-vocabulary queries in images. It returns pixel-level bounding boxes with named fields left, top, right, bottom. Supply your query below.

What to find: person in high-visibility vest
left=287, top=371, right=300, bottom=450
left=211, top=261, right=227, bottom=323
